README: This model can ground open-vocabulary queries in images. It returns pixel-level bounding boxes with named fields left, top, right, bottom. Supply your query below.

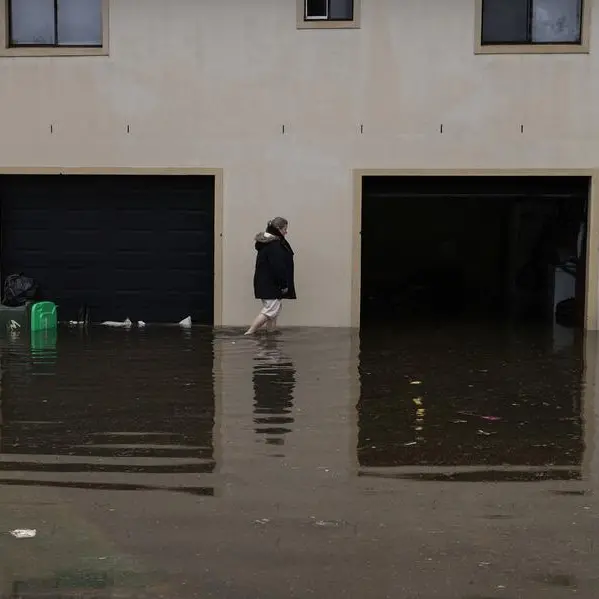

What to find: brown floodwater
left=0, top=323, right=598, bottom=598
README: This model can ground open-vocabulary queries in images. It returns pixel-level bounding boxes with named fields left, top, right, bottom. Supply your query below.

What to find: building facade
left=0, top=0, right=597, bottom=328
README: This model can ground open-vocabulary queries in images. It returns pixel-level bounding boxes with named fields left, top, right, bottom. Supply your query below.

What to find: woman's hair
left=267, top=217, right=288, bottom=231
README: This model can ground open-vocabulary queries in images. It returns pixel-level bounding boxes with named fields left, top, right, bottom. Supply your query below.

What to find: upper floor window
left=479, top=0, right=588, bottom=52
left=305, top=0, right=353, bottom=21
left=1, top=0, right=108, bottom=56
left=298, top=0, right=359, bottom=29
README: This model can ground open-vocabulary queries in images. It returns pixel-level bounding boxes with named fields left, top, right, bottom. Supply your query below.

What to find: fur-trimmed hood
left=254, top=231, right=280, bottom=245
left=254, top=230, right=294, bottom=255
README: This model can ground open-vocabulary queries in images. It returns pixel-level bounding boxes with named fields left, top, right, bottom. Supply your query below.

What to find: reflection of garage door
left=0, top=175, right=215, bottom=324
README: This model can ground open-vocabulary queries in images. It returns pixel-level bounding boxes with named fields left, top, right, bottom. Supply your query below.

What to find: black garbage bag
left=3, top=273, right=40, bottom=307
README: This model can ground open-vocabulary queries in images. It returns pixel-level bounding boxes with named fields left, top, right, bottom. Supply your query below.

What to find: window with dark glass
left=305, top=0, right=354, bottom=21
left=482, top=0, right=583, bottom=45
left=9, top=0, right=103, bottom=47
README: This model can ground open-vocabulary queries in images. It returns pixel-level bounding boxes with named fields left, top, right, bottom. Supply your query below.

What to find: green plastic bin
left=30, top=301, right=58, bottom=332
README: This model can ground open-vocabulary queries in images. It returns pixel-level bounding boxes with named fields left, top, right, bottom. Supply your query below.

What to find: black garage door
left=0, top=175, right=215, bottom=324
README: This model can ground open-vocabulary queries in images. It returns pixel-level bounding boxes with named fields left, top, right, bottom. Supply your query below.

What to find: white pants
left=260, top=299, right=282, bottom=320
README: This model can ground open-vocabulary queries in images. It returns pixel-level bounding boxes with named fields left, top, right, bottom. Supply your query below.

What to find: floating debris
left=459, top=412, right=501, bottom=422
left=102, top=318, right=132, bottom=329
left=313, top=520, right=340, bottom=528
left=179, top=316, right=192, bottom=329
left=10, top=529, right=36, bottom=539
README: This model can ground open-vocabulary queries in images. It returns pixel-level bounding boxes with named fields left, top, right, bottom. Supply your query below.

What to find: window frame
left=297, top=0, right=360, bottom=30
left=0, top=0, right=109, bottom=57
left=474, top=0, right=591, bottom=54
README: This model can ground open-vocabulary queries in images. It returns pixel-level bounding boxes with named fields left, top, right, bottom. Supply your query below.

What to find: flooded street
left=0, top=324, right=598, bottom=598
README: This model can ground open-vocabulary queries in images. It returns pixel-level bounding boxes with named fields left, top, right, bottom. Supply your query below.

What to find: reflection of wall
left=219, top=330, right=359, bottom=493
left=583, top=334, right=599, bottom=490
left=288, top=330, right=359, bottom=479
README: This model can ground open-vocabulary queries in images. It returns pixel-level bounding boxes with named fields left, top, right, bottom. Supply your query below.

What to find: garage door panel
left=162, top=233, right=211, bottom=251
left=112, top=254, right=210, bottom=270
left=1, top=175, right=215, bottom=324
left=17, top=213, right=105, bottom=229
left=111, top=276, right=209, bottom=295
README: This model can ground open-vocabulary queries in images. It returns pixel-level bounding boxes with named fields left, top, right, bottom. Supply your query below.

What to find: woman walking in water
left=244, top=217, right=296, bottom=335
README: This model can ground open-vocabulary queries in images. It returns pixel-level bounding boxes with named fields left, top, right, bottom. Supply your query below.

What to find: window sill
left=0, top=46, right=108, bottom=57
left=297, top=20, right=360, bottom=30
left=475, top=43, right=590, bottom=55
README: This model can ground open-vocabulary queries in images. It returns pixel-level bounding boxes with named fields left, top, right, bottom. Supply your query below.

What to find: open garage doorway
left=359, top=175, right=591, bottom=330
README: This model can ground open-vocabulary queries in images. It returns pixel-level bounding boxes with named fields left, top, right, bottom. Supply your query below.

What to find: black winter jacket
left=253, top=231, right=296, bottom=300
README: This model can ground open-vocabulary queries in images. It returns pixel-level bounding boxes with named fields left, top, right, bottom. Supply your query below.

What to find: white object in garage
left=552, top=265, right=576, bottom=317
left=551, top=263, right=576, bottom=352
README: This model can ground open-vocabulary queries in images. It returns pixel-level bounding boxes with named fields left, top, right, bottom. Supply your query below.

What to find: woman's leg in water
left=245, top=300, right=281, bottom=336
left=244, top=313, right=269, bottom=335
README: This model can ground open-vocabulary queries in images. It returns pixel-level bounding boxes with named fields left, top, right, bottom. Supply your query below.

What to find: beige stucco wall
left=0, top=0, right=598, bottom=327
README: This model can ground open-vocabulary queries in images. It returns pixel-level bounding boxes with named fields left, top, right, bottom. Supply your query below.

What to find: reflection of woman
left=252, top=338, right=295, bottom=447
left=245, top=217, right=296, bottom=336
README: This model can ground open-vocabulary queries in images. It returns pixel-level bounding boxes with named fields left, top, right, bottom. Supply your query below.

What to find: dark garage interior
left=0, top=175, right=215, bottom=324
left=360, top=176, right=589, bottom=328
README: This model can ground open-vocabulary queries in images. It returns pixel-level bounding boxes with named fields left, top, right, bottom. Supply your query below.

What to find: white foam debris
left=10, top=529, right=36, bottom=539
left=102, top=318, right=132, bottom=328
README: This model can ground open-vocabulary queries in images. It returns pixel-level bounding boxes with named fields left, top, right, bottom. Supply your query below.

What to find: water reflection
left=252, top=336, right=295, bottom=449
left=30, top=329, right=58, bottom=377
left=0, top=327, right=216, bottom=495
left=0, top=324, right=597, bottom=599
left=358, top=323, right=584, bottom=473
left=10, top=571, right=114, bottom=599
left=7, top=568, right=170, bottom=599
